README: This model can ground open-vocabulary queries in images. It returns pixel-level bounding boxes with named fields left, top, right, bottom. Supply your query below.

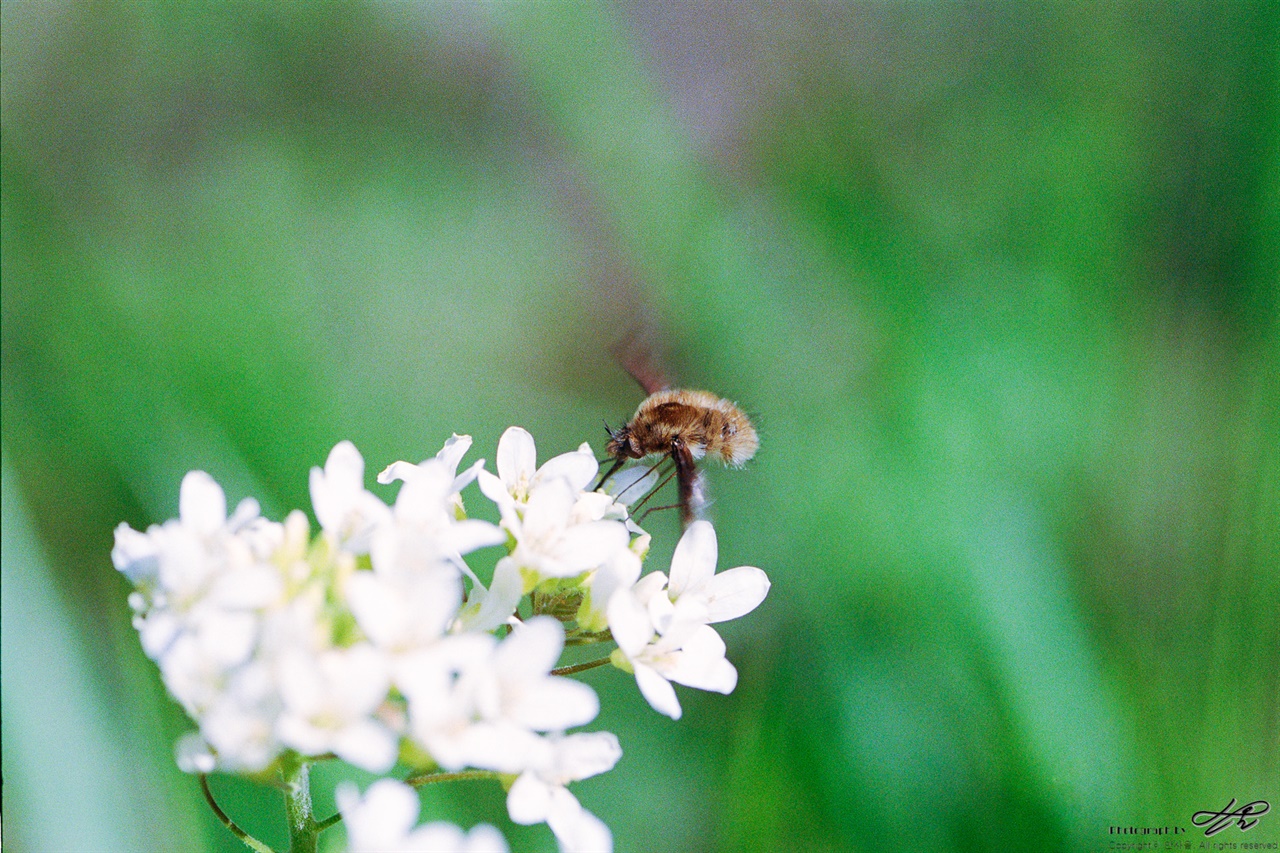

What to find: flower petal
left=667, top=626, right=738, bottom=694
left=537, top=447, right=598, bottom=492
left=521, top=479, right=576, bottom=534
left=667, top=520, right=717, bottom=598
left=497, top=426, right=537, bottom=488
left=510, top=678, right=599, bottom=732
left=478, top=469, right=514, bottom=511
left=333, top=719, right=399, bottom=773
left=607, top=589, right=654, bottom=656
left=605, top=465, right=659, bottom=505
left=179, top=471, right=227, bottom=535
left=376, top=460, right=418, bottom=485
left=452, top=456, right=487, bottom=493
left=634, top=663, right=682, bottom=720
left=555, top=521, right=630, bottom=572
left=702, top=566, right=771, bottom=623
left=496, top=616, right=564, bottom=676
left=452, top=519, right=507, bottom=554
left=338, top=779, right=420, bottom=850
left=452, top=722, right=540, bottom=774
left=507, top=771, right=553, bottom=824
left=435, top=433, right=474, bottom=473
left=546, top=787, right=613, bottom=853
left=458, top=557, right=524, bottom=631
left=555, top=732, right=622, bottom=780
left=112, top=523, right=159, bottom=583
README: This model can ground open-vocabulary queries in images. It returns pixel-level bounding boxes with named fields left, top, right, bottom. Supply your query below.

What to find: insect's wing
left=673, top=441, right=708, bottom=527
left=688, top=468, right=709, bottom=524
left=613, top=327, right=671, bottom=394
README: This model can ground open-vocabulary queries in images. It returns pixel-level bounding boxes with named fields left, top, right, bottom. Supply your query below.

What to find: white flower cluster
left=338, top=779, right=509, bottom=853
left=112, top=427, right=770, bottom=852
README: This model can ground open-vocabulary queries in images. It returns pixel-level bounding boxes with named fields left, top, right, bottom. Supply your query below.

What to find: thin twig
left=199, top=774, right=276, bottom=853
left=551, top=656, right=613, bottom=677
left=404, top=768, right=501, bottom=788
left=314, top=811, right=344, bottom=833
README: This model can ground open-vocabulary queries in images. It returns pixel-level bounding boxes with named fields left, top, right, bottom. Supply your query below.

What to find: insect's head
left=604, top=423, right=641, bottom=460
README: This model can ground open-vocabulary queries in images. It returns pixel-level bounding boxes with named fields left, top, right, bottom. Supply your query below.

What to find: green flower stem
left=405, top=768, right=502, bottom=787
left=314, top=811, right=344, bottom=834
left=199, top=774, right=275, bottom=853
left=281, top=757, right=320, bottom=853
left=550, top=656, right=613, bottom=676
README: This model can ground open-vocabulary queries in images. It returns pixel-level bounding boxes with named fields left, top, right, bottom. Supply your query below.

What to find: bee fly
left=598, top=362, right=758, bottom=527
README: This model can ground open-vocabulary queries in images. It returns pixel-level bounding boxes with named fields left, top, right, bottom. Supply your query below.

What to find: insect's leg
left=672, top=440, right=700, bottom=528
left=630, top=464, right=678, bottom=514
left=593, top=457, right=627, bottom=492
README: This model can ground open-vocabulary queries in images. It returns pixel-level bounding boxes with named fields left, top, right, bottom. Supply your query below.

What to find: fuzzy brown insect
left=602, top=387, right=758, bottom=527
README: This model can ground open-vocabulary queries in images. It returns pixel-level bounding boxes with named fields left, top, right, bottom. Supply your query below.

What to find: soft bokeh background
left=3, top=3, right=1276, bottom=852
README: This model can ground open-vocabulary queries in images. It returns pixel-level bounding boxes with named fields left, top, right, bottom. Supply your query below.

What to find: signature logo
left=1191, top=798, right=1270, bottom=836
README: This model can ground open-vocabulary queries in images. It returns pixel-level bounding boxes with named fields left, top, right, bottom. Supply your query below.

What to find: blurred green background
left=3, top=3, right=1276, bottom=852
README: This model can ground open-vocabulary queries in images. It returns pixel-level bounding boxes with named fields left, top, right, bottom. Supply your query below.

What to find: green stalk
left=198, top=774, right=274, bottom=853
left=281, top=756, right=319, bottom=853
left=550, top=656, right=613, bottom=676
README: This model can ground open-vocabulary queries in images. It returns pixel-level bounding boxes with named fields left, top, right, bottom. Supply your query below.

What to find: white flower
left=188, top=659, right=282, bottom=772
left=275, top=643, right=398, bottom=772
left=310, top=441, right=393, bottom=555
left=155, top=608, right=261, bottom=713
left=463, top=474, right=632, bottom=632
left=477, top=427, right=599, bottom=514
left=112, top=470, right=294, bottom=771
left=455, top=555, right=526, bottom=633
left=338, top=779, right=509, bottom=853
left=372, top=446, right=504, bottom=581
left=467, top=428, right=639, bottom=628
left=506, top=732, right=621, bottom=853
left=113, top=471, right=281, bottom=611
left=111, top=522, right=160, bottom=585
left=400, top=617, right=599, bottom=773
left=346, top=564, right=462, bottom=663
left=504, top=479, right=631, bottom=581
left=116, top=427, right=775, bottom=840
left=666, top=520, right=771, bottom=625
left=480, top=426, right=646, bottom=533
left=474, top=617, right=599, bottom=730
left=609, top=596, right=736, bottom=720
left=479, top=428, right=630, bottom=581
left=397, top=633, right=503, bottom=771
left=378, top=433, right=486, bottom=498
left=573, top=542, right=643, bottom=634
left=607, top=521, right=769, bottom=720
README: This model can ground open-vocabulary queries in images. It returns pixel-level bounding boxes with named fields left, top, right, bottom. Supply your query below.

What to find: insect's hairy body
left=606, top=389, right=758, bottom=467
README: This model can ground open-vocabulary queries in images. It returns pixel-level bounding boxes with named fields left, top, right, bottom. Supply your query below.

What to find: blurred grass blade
left=1, top=454, right=206, bottom=853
